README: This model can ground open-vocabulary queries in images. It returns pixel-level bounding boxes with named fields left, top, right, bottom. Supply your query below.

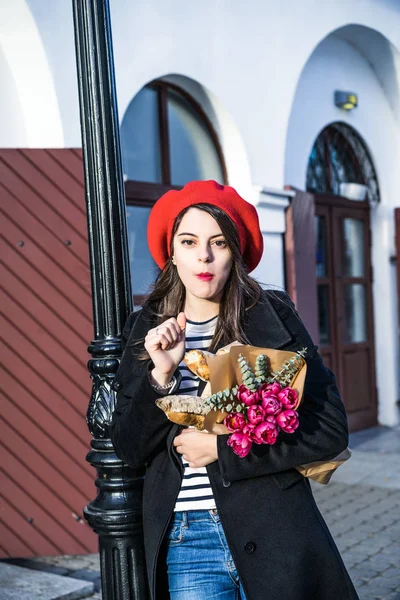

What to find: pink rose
left=227, top=432, right=253, bottom=457
left=276, top=409, right=299, bottom=434
left=260, top=382, right=282, bottom=396
left=261, top=396, right=282, bottom=415
left=247, top=404, right=265, bottom=425
left=224, top=412, right=247, bottom=432
left=242, top=423, right=257, bottom=442
left=236, top=384, right=260, bottom=407
left=253, top=416, right=280, bottom=445
left=278, top=387, right=298, bottom=410
left=265, top=428, right=280, bottom=445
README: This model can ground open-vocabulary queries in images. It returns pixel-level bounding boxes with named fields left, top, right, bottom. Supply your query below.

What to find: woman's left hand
left=173, top=429, right=218, bottom=468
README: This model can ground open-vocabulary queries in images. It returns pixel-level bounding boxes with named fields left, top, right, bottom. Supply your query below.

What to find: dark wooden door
left=315, top=195, right=377, bottom=431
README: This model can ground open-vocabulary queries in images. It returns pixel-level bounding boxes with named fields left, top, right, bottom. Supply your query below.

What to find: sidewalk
left=311, top=425, right=400, bottom=600
left=2, top=425, right=400, bottom=600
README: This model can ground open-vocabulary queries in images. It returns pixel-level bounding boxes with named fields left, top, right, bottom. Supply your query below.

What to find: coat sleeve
left=216, top=293, right=349, bottom=483
left=109, top=311, right=179, bottom=469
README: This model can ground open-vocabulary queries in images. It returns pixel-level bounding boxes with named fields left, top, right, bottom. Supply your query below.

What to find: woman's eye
left=181, top=239, right=195, bottom=246
left=214, top=240, right=227, bottom=247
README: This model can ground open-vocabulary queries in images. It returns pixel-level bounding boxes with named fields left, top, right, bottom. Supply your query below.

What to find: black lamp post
left=72, top=0, right=148, bottom=597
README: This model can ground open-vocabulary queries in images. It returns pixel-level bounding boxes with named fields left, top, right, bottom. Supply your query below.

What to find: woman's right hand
left=144, top=312, right=186, bottom=385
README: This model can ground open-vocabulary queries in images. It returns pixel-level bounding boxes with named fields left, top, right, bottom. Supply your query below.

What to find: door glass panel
left=317, top=285, right=330, bottom=345
left=167, top=88, right=224, bottom=186
left=126, top=206, right=160, bottom=295
left=343, top=284, right=367, bottom=343
left=342, top=218, right=365, bottom=277
left=120, top=87, right=162, bottom=183
left=315, top=215, right=328, bottom=277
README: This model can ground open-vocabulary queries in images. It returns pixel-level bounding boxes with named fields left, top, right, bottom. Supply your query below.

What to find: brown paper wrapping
left=296, top=448, right=352, bottom=484
left=200, top=344, right=350, bottom=484
left=203, top=345, right=307, bottom=434
left=157, top=343, right=351, bottom=483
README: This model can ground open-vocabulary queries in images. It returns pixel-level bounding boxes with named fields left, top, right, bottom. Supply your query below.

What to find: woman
left=110, top=180, right=359, bottom=600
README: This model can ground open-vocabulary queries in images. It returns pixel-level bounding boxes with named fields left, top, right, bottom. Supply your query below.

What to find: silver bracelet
left=149, top=372, right=175, bottom=393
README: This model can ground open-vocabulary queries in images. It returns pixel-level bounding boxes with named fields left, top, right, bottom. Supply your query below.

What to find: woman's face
left=172, top=207, right=233, bottom=304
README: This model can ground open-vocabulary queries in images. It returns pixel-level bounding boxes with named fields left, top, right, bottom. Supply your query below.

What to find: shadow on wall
left=335, top=24, right=400, bottom=124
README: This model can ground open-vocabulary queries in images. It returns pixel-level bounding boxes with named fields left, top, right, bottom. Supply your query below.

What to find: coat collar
left=241, top=291, right=293, bottom=349
left=211, top=290, right=293, bottom=352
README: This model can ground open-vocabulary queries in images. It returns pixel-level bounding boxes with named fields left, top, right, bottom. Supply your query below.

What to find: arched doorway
left=284, top=23, right=400, bottom=428
left=286, top=123, right=379, bottom=431
left=120, top=80, right=227, bottom=304
left=308, top=123, right=378, bottom=431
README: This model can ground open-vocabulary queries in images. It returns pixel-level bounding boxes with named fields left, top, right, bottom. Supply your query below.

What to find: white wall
left=285, top=31, right=400, bottom=426
left=1, top=0, right=399, bottom=188
left=0, top=46, right=26, bottom=146
left=0, top=0, right=63, bottom=146
left=1, top=0, right=399, bottom=424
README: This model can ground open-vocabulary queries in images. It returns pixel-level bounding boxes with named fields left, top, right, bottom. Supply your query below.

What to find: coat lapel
left=242, top=291, right=293, bottom=349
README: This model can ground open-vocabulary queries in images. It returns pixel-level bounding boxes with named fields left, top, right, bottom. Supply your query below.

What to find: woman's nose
left=198, top=244, right=212, bottom=263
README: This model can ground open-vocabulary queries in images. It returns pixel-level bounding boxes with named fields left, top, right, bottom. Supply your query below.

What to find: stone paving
left=3, top=425, right=400, bottom=600
left=310, top=425, right=400, bottom=600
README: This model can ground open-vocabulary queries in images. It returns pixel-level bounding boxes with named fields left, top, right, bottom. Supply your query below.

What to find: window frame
left=123, top=81, right=227, bottom=304
left=124, top=80, right=227, bottom=199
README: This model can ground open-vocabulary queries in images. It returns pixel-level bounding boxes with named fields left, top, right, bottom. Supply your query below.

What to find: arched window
left=306, top=123, right=379, bottom=204
left=120, top=81, right=227, bottom=302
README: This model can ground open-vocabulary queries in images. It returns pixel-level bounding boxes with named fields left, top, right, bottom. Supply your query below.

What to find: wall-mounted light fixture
left=334, top=91, right=358, bottom=110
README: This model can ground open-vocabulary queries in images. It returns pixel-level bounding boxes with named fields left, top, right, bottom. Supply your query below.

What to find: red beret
left=147, top=180, right=263, bottom=273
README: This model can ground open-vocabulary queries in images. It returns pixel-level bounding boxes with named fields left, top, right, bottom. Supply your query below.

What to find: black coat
left=110, top=291, right=359, bottom=600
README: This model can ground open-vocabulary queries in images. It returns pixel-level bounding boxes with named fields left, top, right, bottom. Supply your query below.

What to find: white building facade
left=1, top=0, right=399, bottom=430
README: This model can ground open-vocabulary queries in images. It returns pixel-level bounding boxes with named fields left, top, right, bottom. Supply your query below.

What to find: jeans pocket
left=166, top=523, right=185, bottom=545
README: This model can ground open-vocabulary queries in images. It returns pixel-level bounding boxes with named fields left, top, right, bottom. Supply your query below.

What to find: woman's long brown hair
left=136, top=203, right=263, bottom=358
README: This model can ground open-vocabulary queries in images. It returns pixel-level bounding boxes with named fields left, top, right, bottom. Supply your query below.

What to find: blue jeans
left=166, top=509, right=248, bottom=600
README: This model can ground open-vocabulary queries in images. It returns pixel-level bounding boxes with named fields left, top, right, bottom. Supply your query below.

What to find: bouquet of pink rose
left=157, top=344, right=351, bottom=481
left=203, top=349, right=307, bottom=457
left=224, top=381, right=301, bottom=457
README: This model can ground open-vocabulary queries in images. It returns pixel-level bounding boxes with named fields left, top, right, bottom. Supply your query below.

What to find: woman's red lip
left=196, top=273, right=214, bottom=279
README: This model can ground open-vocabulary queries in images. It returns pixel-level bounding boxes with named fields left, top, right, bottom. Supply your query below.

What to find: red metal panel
left=0, top=163, right=89, bottom=262
left=1, top=368, right=92, bottom=475
left=1, top=447, right=96, bottom=555
left=2, top=344, right=90, bottom=443
left=2, top=293, right=89, bottom=386
left=0, top=517, right=37, bottom=557
left=1, top=186, right=90, bottom=283
left=1, top=266, right=90, bottom=349
left=19, top=149, right=87, bottom=214
left=0, top=151, right=87, bottom=239
left=1, top=241, right=91, bottom=340
left=3, top=399, right=94, bottom=496
left=48, top=149, right=85, bottom=184
left=0, top=149, right=98, bottom=558
left=1, top=216, right=92, bottom=316
left=0, top=497, right=63, bottom=556
left=2, top=477, right=87, bottom=554
left=2, top=317, right=89, bottom=412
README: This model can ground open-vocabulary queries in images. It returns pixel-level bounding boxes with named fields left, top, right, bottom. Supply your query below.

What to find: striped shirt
left=174, top=315, right=218, bottom=512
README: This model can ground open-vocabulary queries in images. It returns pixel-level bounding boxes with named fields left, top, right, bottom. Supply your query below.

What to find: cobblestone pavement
left=4, top=425, right=400, bottom=600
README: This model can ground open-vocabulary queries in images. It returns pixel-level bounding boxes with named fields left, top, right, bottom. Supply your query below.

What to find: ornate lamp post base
left=72, top=1, right=149, bottom=597
left=85, top=440, right=147, bottom=599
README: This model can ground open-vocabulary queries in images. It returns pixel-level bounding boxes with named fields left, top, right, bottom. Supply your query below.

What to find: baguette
left=155, top=395, right=209, bottom=429
left=183, top=349, right=212, bottom=381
